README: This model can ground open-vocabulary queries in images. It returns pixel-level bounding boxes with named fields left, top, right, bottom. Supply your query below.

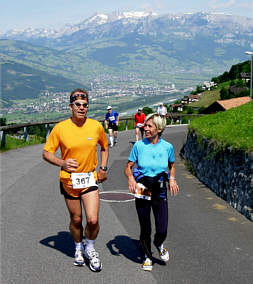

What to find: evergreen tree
left=142, top=107, right=153, bottom=116
left=0, top=117, right=7, bottom=126
left=220, top=87, right=230, bottom=100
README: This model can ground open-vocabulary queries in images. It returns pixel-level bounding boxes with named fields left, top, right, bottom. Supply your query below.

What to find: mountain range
left=1, top=11, right=253, bottom=105
left=2, top=11, right=252, bottom=44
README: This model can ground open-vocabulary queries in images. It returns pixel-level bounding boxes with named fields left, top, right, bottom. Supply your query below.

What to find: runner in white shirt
left=157, top=103, right=168, bottom=118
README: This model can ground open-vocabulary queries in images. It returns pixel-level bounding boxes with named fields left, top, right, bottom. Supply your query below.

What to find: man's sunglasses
left=72, top=102, right=89, bottom=108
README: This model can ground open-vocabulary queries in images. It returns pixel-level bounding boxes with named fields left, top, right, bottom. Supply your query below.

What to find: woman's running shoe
left=84, top=249, right=102, bottom=272
left=157, top=246, right=169, bottom=262
left=142, top=257, right=153, bottom=271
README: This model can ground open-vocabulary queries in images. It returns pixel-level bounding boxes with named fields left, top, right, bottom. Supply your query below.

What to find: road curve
left=1, top=126, right=253, bottom=284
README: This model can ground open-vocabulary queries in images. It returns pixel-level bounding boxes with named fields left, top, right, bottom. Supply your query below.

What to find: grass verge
left=189, top=101, right=253, bottom=151
left=0, top=135, right=45, bottom=152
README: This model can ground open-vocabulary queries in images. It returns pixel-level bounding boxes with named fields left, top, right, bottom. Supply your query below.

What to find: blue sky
left=0, top=0, right=252, bottom=33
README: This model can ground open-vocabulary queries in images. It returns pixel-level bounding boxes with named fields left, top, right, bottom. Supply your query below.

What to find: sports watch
left=100, top=166, right=108, bottom=171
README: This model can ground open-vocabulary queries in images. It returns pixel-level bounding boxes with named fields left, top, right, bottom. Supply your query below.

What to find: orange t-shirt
left=43, top=118, right=108, bottom=185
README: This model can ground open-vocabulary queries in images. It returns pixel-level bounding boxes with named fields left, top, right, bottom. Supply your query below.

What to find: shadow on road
left=40, top=231, right=74, bottom=257
left=107, top=235, right=142, bottom=263
left=106, top=235, right=166, bottom=266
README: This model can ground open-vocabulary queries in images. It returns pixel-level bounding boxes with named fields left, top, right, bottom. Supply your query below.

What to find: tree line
left=212, top=60, right=250, bottom=100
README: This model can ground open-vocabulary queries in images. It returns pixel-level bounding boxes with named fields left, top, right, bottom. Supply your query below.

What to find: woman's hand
left=128, top=176, right=137, bottom=194
left=125, top=161, right=137, bottom=194
left=169, top=179, right=179, bottom=196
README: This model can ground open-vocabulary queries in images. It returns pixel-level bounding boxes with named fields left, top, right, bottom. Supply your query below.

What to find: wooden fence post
left=45, top=124, right=50, bottom=140
left=0, top=130, right=6, bottom=148
left=24, top=127, right=29, bottom=142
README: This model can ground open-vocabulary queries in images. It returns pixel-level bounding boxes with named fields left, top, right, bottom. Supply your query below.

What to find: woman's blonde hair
left=145, top=113, right=167, bottom=135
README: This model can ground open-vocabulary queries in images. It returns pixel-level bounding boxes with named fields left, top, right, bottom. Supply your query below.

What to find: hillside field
left=189, top=101, right=253, bottom=150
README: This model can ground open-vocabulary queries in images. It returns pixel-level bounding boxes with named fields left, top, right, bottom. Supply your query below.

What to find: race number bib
left=137, top=123, right=144, bottom=127
left=71, top=172, right=96, bottom=189
left=109, top=116, right=115, bottom=121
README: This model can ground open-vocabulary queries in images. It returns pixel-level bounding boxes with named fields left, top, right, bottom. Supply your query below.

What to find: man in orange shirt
left=42, top=88, right=108, bottom=272
left=134, top=108, right=146, bottom=141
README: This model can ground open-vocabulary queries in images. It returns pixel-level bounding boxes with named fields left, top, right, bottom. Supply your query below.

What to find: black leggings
left=135, top=197, right=168, bottom=258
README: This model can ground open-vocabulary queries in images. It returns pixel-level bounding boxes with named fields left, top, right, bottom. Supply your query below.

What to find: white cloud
left=140, top=1, right=164, bottom=12
left=209, top=0, right=236, bottom=10
left=238, top=1, right=253, bottom=9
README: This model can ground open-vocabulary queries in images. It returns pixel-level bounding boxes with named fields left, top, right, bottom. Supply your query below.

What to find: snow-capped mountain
left=2, top=11, right=252, bottom=43
left=1, top=11, right=158, bottom=40
left=1, top=11, right=252, bottom=90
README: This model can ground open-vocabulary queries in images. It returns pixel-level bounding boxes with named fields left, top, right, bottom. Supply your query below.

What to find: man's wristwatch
left=100, top=166, right=108, bottom=171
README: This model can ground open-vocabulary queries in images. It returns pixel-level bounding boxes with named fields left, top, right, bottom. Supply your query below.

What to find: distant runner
left=157, top=102, right=168, bottom=118
left=134, top=108, right=146, bottom=141
left=43, top=88, right=109, bottom=272
left=104, top=106, right=120, bottom=148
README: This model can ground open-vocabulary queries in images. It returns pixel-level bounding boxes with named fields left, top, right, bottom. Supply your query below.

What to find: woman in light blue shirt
left=125, top=113, right=179, bottom=271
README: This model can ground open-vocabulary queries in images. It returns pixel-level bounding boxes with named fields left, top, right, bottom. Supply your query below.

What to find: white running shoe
left=158, top=247, right=169, bottom=262
left=74, top=248, right=85, bottom=266
left=84, top=249, right=102, bottom=272
left=142, top=257, right=153, bottom=271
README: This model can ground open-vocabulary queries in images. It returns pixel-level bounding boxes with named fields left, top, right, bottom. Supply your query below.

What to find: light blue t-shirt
left=128, top=138, right=175, bottom=177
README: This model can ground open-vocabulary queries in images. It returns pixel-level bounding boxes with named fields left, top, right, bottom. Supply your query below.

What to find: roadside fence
left=0, top=113, right=203, bottom=148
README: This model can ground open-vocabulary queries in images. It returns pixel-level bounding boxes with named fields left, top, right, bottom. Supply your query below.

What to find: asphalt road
left=1, top=125, right=253, bottom=284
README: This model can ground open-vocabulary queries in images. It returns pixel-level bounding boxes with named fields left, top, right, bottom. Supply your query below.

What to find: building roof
left=170, top=103, right=183, bottom=107
left=189, top=94, right=200, bottom=99
left=229, top=86, right=248, bottom=95
left=216, top=96, right=250, bottom=110
left=240, top=72, right=251, bottom=79
left=203, top=96, right=251, bottom=114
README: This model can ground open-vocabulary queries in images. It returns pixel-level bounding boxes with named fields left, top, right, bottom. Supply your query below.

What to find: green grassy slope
left=1, top=60, right=87, bottom=105
left=189, top=101, right=253, bottom=150
left=190, top=89, right=221, bottom=108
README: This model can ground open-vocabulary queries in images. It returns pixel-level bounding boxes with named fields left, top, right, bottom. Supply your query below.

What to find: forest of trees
left=211, top=60, right=250, bottom=84
left=213, top=60, right=250, bottom=100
